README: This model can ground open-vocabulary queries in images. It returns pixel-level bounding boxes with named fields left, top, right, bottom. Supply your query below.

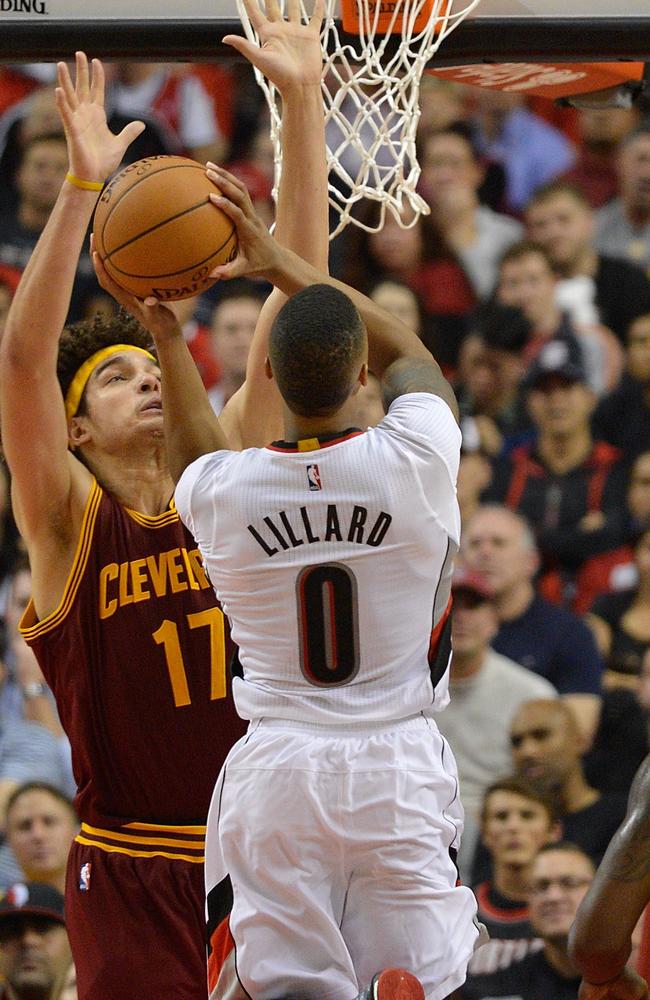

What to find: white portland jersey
left=175, top=393, right=461, bottom=724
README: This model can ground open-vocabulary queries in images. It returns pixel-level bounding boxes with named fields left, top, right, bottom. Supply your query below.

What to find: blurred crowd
left=0, top=56, right=650, bottom=999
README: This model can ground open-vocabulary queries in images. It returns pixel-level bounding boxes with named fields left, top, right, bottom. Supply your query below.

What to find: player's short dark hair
left=471, top=302, right=531, bottom=354
left=57, top=310, right=154, bottom=416
left=269, top=284, right=366, bottom=417
left=5, top=782, right=78, bottom=825
left=480, top=775, right=558, bottom=826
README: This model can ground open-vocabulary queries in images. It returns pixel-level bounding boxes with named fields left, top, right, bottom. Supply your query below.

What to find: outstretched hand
left=92, top=249, right=181, bottom=343
left=56, top=52, right=145, bottom=184
left=224, top=0, right=325, bottom=93
left=206, top=165, right=284, bottom=282
left=579, top=969, right=650, bottom=1000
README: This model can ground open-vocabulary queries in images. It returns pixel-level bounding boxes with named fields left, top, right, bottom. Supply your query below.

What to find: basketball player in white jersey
left=129, top=155, right=482, bottom=998
left=93, top=21, right=481, bottom=1000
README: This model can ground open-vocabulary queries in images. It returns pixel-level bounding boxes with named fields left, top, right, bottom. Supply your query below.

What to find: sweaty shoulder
left=379, top=392, right=462, bottom=483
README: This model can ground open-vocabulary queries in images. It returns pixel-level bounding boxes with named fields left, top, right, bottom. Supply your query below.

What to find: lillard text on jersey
left=248, top=504, right=393, bottom=558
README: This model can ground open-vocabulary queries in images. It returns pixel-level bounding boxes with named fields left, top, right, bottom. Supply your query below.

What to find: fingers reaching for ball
left=206, top=163, right=255, bottom=212
left=205, top=164, right=282, bottom=281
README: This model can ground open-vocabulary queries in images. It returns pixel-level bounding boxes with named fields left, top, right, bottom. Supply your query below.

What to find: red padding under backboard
left=426, top=62, right=645, bottom=99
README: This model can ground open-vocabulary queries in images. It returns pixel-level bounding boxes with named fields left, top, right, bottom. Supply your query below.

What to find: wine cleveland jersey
left=175, top=393, right=461, bottom=725
left=20, top=482, right=246, bottom=830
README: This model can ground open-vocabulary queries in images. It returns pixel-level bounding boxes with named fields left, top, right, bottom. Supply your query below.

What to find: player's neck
left=86, top=446, right=175, bottom=515
left=282, top=399, right=361, bottom=444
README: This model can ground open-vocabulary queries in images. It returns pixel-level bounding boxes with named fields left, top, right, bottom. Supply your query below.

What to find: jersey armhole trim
left=20, top=479, right=103, bottom=642
left=123, top=504, right=179, bottom=528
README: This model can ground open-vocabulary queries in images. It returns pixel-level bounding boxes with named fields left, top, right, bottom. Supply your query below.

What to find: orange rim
left=341, top=0, right=445, bottom=35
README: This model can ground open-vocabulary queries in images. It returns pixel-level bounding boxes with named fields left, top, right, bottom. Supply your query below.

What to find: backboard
left=1, top=0, right=650, bottom=62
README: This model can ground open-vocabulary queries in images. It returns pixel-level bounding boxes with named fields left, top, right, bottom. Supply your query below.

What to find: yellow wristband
left=66, top=172, right=104, bottom=192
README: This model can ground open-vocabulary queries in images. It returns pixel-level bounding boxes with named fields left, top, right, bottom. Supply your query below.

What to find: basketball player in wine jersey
left=130, top=158, right=484, bottom=996
left=0, top=4, right=329, bottom=995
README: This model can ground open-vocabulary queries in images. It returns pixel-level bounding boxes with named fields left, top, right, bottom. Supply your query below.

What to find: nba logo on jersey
left=306, top=465, right=322, bottom=491
left=79, top=863, right=92, bottom=892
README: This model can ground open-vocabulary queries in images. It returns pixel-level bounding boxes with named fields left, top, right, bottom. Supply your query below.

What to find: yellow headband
left=65, top=344, right=157, bottom=421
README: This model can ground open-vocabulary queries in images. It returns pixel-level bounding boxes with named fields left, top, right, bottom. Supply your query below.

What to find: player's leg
left=206, top=724, right=360, bottom=1000
left=340, top=716, right=482, bottom=1000
left=66, top=841, right=207, bottom=1000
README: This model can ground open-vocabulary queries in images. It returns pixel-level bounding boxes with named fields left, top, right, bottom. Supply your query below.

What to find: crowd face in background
left=0, top=917, right=70, bottom=999
left=497, top=249, right=557, bottom=329
left=369, top=280, right=421, bottom=334
left=450, top=589, right=497, bottom=660
left=509, top=702, right=581, bottom=795
left=6, top=790, right=78, bottom=889
left=481, top=790, right=556, bottom=870
left=420, top=130, right=482, bottom=212
left=526, top=375, right=595, bottom=438
left=367, top=209, right=422, bottom=275
left=15, top=136, right=69, bottom=222
left=462, top=507, right=538, bottom=600
left=210, top=296, right=260, bottom=385
left=628, top=451, right=650, bottom=520
left=526, top=848, right=594, bottom=944
left=620, top=132, right=650, bottom=218
left=627, top=315, right=650, bottom=384
left=525, top=191, right=594, bottom=275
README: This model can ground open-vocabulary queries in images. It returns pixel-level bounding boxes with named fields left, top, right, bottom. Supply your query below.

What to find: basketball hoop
left=236, top=0, right=482, bottom=238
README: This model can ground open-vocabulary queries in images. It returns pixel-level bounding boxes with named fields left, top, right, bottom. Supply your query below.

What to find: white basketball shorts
left=205, top=712, right=482, bottom=1000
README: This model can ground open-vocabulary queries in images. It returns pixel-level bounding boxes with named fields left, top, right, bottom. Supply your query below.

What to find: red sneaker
left=357, top=969, right=425, bottom=1000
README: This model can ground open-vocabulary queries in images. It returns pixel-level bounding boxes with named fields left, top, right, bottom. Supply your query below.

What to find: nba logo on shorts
left=307, top=464, right=322, bottom=491
left=79, top=863, right=92, bottom=892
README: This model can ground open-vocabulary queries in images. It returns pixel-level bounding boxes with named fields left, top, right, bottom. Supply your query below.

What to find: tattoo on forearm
left=382, top=358, right=454, bottom=410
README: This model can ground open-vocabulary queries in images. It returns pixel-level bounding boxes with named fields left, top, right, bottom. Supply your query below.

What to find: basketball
left=92, top=155, right=238, bottom=302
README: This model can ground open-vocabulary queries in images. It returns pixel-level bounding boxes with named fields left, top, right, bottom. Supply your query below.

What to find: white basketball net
left=236, top=0, right=482, bottom=238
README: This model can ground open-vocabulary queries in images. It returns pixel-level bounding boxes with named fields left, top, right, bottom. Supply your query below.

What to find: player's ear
left=264, top=356, right=274, bottom=381
left=358, top=362, right=368, bottom=387
left=68, top=416, right=91, bottom=449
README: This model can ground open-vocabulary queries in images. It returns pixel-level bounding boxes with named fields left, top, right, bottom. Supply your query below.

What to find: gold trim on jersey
left=75, top=837, right=204, bottom=864
left=124, top=505, right=179, bottom=528
left=297, top=438, right=321, bottom=452
left=125, top=820, right=207, bottom=834
left=75, top=821, right=206, bottom=863
left=20, top=480, right=103, bottom=641
left=80, top=822, right=205, bottom=849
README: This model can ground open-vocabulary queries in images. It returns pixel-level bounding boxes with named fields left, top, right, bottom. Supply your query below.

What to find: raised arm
left=220, top=0, right=330, bottom=450
left=0, top=56, right=144, bottom=584
left=209, top=169, right=459, bottom=421
left=569, top=754, right=650, bottom=1000
left=97, top=0, right=330, bottom=478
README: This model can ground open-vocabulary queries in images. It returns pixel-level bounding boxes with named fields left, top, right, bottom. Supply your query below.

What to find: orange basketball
left=92, top=155, right=238, bottom=302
